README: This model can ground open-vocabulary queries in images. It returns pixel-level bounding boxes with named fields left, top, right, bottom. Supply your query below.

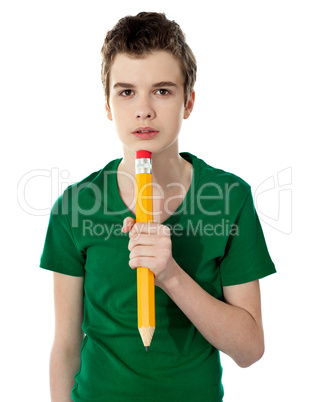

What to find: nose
left=136, top=111, right=152, bottom=119
left=135, top=97, right=155, bottom=120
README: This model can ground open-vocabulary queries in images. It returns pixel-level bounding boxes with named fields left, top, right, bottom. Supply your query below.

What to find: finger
left=129, top=256, right=156, bottom=270
left=128, top=234, right=155, bottom=251
left=121, top=217, right=136, bottom=233
left=130, top=222, right=162, bottom=236
left=129, top=245, right=155, bottom=260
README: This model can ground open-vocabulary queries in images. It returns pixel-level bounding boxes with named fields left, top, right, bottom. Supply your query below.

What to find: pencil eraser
left=136, top=150, right=152, bottom=159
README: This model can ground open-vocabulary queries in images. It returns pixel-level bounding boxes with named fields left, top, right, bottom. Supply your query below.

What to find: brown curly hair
left=101, top=12, right=197, bottom=108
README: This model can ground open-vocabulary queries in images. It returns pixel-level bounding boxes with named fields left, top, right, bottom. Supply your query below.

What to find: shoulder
left=51, top=158, right=120, bottom=215
left=65, top=158, right=119, bottom=199
left=67, top=158, right=119, bottom=195
left=194, top=155, right=251, bottom=205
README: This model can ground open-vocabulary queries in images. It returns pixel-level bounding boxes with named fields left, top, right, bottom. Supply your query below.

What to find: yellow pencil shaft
left=136, top=173, right=155, bottom=329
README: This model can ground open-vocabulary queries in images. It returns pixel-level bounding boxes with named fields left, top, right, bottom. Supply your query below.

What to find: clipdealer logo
left=254, top=167, right=292, bottom=235
left=81, top=218, right=239, bottom=240
left=17, top=166, right=293, bottom=236
left=17, top=168, right=74, bottom=216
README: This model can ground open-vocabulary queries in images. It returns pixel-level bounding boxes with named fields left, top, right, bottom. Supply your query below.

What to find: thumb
left=121, top=216, right=136, bottom=233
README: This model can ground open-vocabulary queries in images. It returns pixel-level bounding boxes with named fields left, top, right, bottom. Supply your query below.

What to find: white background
left=1, top=0, right=308, bottom=400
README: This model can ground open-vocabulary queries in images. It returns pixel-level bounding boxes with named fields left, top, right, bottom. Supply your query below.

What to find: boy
left=40, top=12, right=276, bottom=401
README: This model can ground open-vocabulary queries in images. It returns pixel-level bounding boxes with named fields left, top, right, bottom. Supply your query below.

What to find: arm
left=124, top=218, right=265, bottom=368
left=50, top=272, right=84, bottom=402
left=159, top=265, right=264, bottom=368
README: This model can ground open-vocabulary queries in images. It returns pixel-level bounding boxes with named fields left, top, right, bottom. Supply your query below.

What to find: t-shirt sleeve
left=219, top=188, right=276, bottom=286
left=39, top=193, right=86, bottom=277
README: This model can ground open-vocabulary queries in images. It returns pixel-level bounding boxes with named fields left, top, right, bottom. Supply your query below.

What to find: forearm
left=158, top=262, right=264, bottom=368
left=50, top=343, right=81, bottom=401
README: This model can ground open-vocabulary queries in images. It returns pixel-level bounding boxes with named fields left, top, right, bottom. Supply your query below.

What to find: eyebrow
left=152, top=81, right=178, bottom=88
left=113, top=82, right=135, bottom=89
left=113, top=81, right=178, bottom=89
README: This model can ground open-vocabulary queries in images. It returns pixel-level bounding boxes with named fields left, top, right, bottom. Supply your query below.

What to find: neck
left=119, top=141, right=188, bottom=189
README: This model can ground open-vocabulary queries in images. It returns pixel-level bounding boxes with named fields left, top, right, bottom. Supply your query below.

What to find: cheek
left=168, top=104, right=185, bottom=132
left=110, top=104, right=129, bottom=131
left=160, top=100, right=184, bottom=121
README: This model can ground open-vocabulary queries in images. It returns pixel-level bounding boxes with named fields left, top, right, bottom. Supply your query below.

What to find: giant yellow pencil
left=135, top=150, right=155, bottom=351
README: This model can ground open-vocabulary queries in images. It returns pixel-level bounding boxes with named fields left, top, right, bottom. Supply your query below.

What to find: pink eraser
left=136, top=150, right=152, bottom=159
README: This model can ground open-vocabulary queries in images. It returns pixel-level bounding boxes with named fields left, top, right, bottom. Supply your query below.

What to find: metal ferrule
left=135, top=158, right=152, bottom=174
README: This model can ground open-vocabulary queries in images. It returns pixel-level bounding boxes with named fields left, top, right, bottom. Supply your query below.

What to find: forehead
left=109, top=51, right=183, bottom=86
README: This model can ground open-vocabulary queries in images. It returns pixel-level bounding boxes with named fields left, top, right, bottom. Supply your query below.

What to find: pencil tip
left=145, top=346, right=149, bottom=352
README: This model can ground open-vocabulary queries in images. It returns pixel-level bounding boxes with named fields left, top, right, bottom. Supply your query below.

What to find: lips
left=132, top=126, right=159, bottom=139
left=132, top=126, right=159, bottom=134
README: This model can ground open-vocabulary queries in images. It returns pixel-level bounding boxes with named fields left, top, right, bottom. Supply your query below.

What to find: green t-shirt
left=40, top=152, right=276, bottom=401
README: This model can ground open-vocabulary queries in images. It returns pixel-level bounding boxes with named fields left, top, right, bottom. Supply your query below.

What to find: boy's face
left=106, top=50, right=194, bottom=156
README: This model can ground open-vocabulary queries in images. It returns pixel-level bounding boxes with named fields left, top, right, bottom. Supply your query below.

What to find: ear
left=183, top=90, right=195, bottom=120
left=105, top=99, right=113, bottom=121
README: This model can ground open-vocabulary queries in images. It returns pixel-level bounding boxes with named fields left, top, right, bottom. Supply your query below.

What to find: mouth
left=132, top=126, right=159, bottom=139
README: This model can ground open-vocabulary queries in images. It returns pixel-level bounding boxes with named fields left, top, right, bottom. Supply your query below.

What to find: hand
left=122, top=217, right=178, bottom=289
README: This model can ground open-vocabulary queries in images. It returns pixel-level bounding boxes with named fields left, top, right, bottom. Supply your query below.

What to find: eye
left=120, top=89, right=134, bottom=97
left=155, top=89, right=170, bottom=96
